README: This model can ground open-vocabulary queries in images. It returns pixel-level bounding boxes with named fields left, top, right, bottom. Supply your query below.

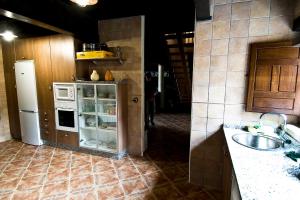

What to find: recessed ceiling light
left=70, top=0, right=98, bottom=7
left=0, top=31, right=18, bottom=42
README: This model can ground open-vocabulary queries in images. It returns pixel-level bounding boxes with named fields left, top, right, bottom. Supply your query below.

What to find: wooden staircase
left=164, top=32, right=194, bottom=104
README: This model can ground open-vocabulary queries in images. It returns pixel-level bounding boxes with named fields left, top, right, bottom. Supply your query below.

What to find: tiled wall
left=190, top=0, right=300, bottom=190
left=97, top=16, right=145, bottom=155
left=0, top=43, right=11, bottom=142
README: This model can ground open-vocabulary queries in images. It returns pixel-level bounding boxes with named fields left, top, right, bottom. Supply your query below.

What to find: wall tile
left=229, top=37, right=249, bottom=54
left=214, top=0, right=228, bottom=5
left=250, top=0, right=270, bottom=18
left=249, top=18, right=269, bottom=36
left=213, top=21, right=230, bottom=39
left=209, top=71, right=227, bottom=86
left=268, top=33, right=293, bottom=42
left=213, top=4, right=231, bottom=21
left=270, top=0, right=293, bottom=17
left=193, top=85, right=209, bottom=102
left=193, top=70, right=210, bottom=86
left=269, top=16, right=292, bottom=35
left=191, top=117, right=208, bottom=132
left=190, top=131, right=207, bottom=149
left=231, top=2, right=251, bottom=20
left=228, top=53, right=248, bottom=71
left=210, top=55, right=228, bottom=71
left=196, top=22, right=212, bottom=40
left=194, top=56, right=210, bottom=72
left=226, top=71, right=247, bottom=87
left=224, top=104, right=244, bottom=123
left=195, top=40, right=211, bottom=56
left=230, top=20, right=250, bottom=38
left=207, top=118, right=224, bottom=136
left=225, top=87, right=246, bottom=104
left=192, top=103, right=208, bottom=118
left=208, top=104, right=225, bottom=118
left=209, top=86, right=226, bottom=103
left=211, top=39, right=229, bottom=55
left=248, top=35, right=269, bottom=43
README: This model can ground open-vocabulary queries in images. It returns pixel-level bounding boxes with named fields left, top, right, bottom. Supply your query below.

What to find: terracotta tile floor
left=0, top=113, right=215, bottom=199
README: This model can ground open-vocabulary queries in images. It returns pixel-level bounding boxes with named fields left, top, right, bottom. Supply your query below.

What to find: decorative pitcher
left=90, top=70, right=100, bottom=81
left=105, top=70, right=114, bottom=81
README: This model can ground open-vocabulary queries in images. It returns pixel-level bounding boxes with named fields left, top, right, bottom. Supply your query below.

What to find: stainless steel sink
left=232, top=133, right=282, bottom=150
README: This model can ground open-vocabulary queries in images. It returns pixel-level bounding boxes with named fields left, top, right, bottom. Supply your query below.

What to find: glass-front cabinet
left=77, top=82, right=127, bottom=156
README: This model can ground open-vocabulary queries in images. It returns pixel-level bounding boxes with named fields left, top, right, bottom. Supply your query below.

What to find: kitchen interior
left=0, top=0, right=300, bottom=200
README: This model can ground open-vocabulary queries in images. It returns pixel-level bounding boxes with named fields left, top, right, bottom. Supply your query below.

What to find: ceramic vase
left=90, top=70, right=100, bottom=81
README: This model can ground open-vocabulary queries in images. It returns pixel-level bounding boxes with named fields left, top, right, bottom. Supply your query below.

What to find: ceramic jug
left=105, top=70, right=114, bottom=81
left=90, top=70, right=100, bottom=81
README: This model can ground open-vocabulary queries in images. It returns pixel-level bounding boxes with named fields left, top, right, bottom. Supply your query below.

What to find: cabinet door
left=33, top=37, right=56, bottom=143
left=1, top=42, right=21, bottom=139
left=57, top=130, right=78, bottom=147
left=247, top=42, right=300, bottom=115
left=14, top=38, right=34, bottom=60
left=50, top=35, right=76, bottom=82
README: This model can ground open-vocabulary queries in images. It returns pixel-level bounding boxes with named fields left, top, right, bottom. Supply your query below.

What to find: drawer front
left=57, top=131, right=79, bottom=147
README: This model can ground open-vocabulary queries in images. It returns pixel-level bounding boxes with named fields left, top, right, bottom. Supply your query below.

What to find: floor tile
left=0, top=168, right=25, bottom=181
left=152, top=185, right=183, bottom=200
left=163, top=166, right=188, bottom=182
left=126, top=190, right=155, bottom=200
left=116, top=164, right=140, bottom=180
left=12, top=188, right=41, bottom=200
left=0, top=178, right=19, bottom=192
left=0, top=192, right=12, bottom=200
left=71, top=164, right=92, bottom=177
left=17, top=174, right=45, bottom=191
left=70, top=175, right=94, bottom=192
left=121, top=177, right=147, bottom=195
left=94, top=170, right=119, bottom=186
left=96, top=183, right=124, bottom=200
left=23, top=164, right=49, bottom=177
left=135, top=162, right=159, bottom=175
left=46, top=168, right=69, bottom=183
left=93, top=163, right=114, bottom=173
left=70, top=189, right=97, bottom=200
left=41, top=180, right=68, bottom=199
left=143, top=171, right=169, bottom=188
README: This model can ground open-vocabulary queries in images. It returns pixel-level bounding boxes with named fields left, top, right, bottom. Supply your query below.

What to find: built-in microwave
left=53, top=83, right=75, bottom=101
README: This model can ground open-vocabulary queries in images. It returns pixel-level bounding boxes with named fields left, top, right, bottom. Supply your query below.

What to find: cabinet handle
left=44, top=124, right=48, bottom=128
left=45, top=131, right=49, bottom=134
left=71, top=75, right=75, bottom=81
left=21, top=57, right=25, bottom=59
left=44, top=118, right=48, bottom=122
left=64, top=134, right=68, bottom=137
left=48, top=85, right=52, bottom=91
left=44, top=112, right=48, bottom=116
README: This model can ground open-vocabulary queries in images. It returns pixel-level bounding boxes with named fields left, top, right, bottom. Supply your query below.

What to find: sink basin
left=232, top=133, right=282, bottom=150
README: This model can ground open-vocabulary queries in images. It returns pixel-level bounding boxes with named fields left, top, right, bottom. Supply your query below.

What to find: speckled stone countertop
left=223, top=127, right=300, bottom=200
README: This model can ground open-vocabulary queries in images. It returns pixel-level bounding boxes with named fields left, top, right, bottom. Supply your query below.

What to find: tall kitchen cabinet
left=77, top=82, right=127, bottom=157
left=2, top=34, right=77, bottom=143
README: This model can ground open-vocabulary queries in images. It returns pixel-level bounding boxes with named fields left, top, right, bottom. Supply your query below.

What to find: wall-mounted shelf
left=76, top=57, right=125, bottom=64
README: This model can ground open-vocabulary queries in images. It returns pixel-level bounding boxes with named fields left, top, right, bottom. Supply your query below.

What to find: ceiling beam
left=0, top=8, right=73, bottom=35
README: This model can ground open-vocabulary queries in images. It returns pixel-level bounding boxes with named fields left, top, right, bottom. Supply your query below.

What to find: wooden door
left=14, top=38, right=34, bottom=60
left=247, top=42, right=300, bottom=115
left=1, top=42, right=21, bottom=139
left=33, top=37, right=56, bottom=143
left=50, top=35, right=76, bottom=82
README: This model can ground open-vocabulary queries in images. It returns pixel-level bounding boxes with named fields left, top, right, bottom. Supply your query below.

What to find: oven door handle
left=55, top=108, right=77, bottom=112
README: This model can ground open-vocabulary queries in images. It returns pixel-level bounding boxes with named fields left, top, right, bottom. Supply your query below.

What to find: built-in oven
left=53, top=83, right=78, bottom=132
left=55, top=107, right=78, bottom=132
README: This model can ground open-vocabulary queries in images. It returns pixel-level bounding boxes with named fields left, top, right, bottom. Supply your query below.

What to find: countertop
left=223, top=127, right=300, bottom=200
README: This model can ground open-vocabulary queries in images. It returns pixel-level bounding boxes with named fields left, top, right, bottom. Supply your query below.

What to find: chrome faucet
left=259, top=112, right=287, bottom=131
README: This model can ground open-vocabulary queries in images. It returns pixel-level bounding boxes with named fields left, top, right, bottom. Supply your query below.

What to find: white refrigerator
left=15, top=60, right=42, bottom=145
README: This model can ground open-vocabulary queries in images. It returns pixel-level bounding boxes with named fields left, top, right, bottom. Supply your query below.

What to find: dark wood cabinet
left=57, top=130, right=78, bottom=147
left=33, top=37, right=56, bottom=143
left=3, top=34, right=78, bottom=145
left=14, top=38, right=34, bottom=60
left=50, top=35, right=76, bottom=82
left=247, top=42, right=300, bottom=115
left=1, top=42, right=21, bottom=139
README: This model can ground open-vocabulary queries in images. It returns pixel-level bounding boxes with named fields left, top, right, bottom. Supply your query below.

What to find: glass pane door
left=96, top=84, right=117, bottom=153
left=77, top=84, right=97, bottom=149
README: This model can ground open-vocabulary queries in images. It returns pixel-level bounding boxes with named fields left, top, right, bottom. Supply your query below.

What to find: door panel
left=279, top=65, right=297, bottom=92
